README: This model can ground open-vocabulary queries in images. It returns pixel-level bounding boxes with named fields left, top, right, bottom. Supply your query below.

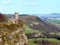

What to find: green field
left=23, top=24, right=40, bottom=34
left=23, top=24, right=60, bottom=45
left=47, top=19, right=60, bottom=26
left=28, top=38, right=60, bottom=45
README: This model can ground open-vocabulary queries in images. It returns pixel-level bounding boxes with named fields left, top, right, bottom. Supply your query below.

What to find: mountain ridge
left=7, top=14, right=60, bottom=34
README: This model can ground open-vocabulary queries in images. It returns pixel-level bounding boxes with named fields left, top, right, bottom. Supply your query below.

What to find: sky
left=0, top=0, right=60, bottom=14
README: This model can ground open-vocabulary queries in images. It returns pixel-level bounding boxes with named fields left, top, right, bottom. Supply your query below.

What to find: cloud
left=2, top=0, right=11, bottom=4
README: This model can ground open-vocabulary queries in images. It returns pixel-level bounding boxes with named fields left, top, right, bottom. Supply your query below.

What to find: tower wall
left=14, top=12, right=19, bottom=24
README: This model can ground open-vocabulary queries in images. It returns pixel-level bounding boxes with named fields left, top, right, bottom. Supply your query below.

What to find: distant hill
left=51, top=13, right=60, bottom=15
left=7, top=14, right=60, bottom=34
left=34, top=13, right=60, bottom=18
left=19, top=15, right=60, bottom=33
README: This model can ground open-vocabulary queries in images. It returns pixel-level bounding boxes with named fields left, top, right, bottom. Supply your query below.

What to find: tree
left=0, top=13, right=8, bottom=22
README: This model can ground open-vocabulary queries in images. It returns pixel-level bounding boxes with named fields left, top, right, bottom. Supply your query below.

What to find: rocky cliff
left=0, top=21, right=28, bottom=45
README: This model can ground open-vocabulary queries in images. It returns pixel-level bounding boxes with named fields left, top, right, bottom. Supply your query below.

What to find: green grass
left=23, top=24, right=40, bottom=34
left=23, top=23, right=60, bottom=45
left=47, top=19, right=60, bottom=26
left=48, top=19, right=60, bottom=23
left=29, top=38, right=60, bottom=42
left=28, top=39, right=37, bottom=45
left=35, top=38, right=59, bottom=43
left=28, top=38, right=60, bottom=45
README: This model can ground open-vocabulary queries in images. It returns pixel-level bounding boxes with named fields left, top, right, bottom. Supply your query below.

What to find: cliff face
left=0, top=21, right=28, bottom=45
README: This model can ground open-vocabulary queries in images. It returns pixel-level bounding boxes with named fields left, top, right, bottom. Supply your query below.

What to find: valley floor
left=28, top=38, right=60, bottom=45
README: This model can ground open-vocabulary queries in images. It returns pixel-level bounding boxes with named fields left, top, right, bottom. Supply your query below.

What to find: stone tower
left=14, top=12, right=19, bottom=24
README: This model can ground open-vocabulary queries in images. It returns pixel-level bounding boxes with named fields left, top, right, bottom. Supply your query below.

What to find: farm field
left=47, top=19, right=60, bottom=26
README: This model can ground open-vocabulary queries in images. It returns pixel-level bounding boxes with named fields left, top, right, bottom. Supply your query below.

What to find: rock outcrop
left=0, top=21, right=28, bottom=45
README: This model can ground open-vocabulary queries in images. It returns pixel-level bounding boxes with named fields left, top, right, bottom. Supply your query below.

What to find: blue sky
left=0, top=0, right=60, bottom=14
